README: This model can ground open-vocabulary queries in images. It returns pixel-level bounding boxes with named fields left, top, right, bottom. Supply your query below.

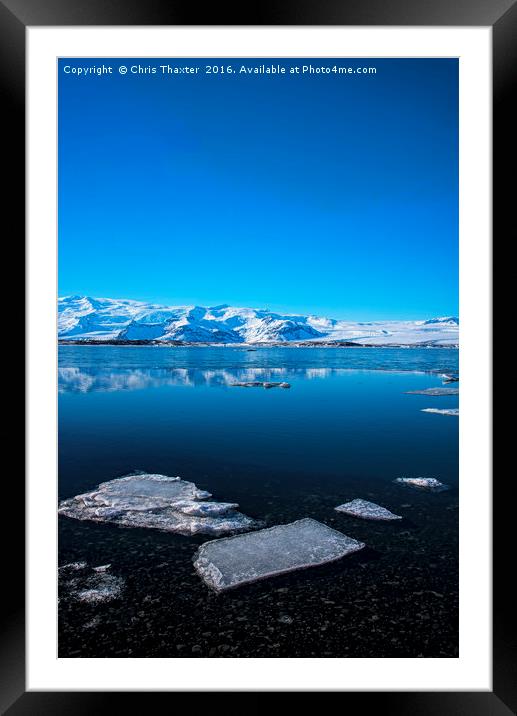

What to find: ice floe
left=394, top=477, right=449, bottom=492
left=231, top=381, right=291, bottom=389
left=335, top=499, right=402, bottom=521
left=58, top=472, right=256, bottom=536
left=58, top=562, right=124, bottom=604
left=441, top=373, right=459, bottom=383
left=421, top=408, right=459, bottom=416
left=406, top=387, right=458, bottom=396
left=193, top=518, right=365, bottom=592
left=173, top=500, right=240, bottom=517
left=58, top=561, right=87, bottom=572
left=75, top=573, right=124, bottom=604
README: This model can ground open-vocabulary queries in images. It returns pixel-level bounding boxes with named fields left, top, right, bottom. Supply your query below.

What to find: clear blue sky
left=58, top=58, right=458, bottom=320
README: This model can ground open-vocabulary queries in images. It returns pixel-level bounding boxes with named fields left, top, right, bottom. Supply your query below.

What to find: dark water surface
left=58, top=346, right=459, bottom=658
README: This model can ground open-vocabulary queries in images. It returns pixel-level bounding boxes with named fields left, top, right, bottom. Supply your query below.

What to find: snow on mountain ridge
left=421, top=316, right=459, bottom=326
left=58, top=296, right=459, bottom=345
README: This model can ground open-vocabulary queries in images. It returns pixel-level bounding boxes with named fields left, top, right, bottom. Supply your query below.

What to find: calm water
left=58, top=346, right=459, bottom=658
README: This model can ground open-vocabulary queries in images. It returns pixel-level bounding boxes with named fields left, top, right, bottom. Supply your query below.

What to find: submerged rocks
left=231, top=381, right=291, bottom=389
left=421, top=408, right=459, bottom=416
left=193, top=518, right=365, bottom=592
left=335, top=499, right=402, bottom=521
left=394, top=477, right=449, bottom=492
left=58, top=472, right=256, bottom=536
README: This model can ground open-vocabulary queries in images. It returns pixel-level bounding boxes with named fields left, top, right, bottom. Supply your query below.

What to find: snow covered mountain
left=58, top=296, right=459, bottom=346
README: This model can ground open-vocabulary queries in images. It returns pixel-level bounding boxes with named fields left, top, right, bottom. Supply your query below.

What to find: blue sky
left=58, top=58, right=458, bottom=320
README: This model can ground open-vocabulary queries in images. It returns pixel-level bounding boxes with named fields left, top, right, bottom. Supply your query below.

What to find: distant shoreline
left=58, top=340, right=459, bottom=349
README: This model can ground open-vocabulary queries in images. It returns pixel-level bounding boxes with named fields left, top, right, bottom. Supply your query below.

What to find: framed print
left=4, top=0, right=510, bottom=711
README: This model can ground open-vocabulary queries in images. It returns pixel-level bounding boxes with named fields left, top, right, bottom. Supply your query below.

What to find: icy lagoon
left=59, top=346, right=459, bottom=658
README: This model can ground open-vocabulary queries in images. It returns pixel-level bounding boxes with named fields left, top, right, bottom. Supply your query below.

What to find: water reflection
left=58, top=366, right=339, bottom=393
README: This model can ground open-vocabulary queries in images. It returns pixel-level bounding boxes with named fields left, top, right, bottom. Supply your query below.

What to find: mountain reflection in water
left=58, top=366, right=336, bottom=393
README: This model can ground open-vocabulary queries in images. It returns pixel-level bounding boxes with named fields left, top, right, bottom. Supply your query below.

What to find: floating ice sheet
left=421, top=408, right=459, bottom=416
left=58, top=562, right=124, bottom=604
left=193, top=518, right=365, bottom=592
left=231, top=381, right=290, bottom=389
left=335, top=499, right=402, bottom=521
left=441, top=373, right=459, bottom=383
left=58, top=472, right=255, bottom=536
left=406, top=387, right=459, bottom=396
left=58, top=561, right=87, bottom=572
left=394, top=477, right=449, bottom=492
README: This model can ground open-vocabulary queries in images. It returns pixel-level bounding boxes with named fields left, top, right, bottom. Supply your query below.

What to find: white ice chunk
left=75, top=573, right=124, bottom=603
left=231, top=381, right=290, bottom=389
left=193, top=518, right=365, bottom=592
left=440, top=374, right=459, bottom=383
left=110, top=508, right=254, bottom=536
left=406, top=387, right=459, bottom=396
left=58, top=472, right=255, bottom=536
left=173, top=500, right=240, bottom=517
left=59, top=562, right=124, bottom=604
left=394, top=477, right=449, bottom=492
left=335, top=499, right=402, bottom=521
left=58, top=561, right=87, bottom=572
left=421, top=408, right=459, bottom=416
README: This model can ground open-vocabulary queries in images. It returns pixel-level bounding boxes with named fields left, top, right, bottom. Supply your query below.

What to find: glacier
left=58, top=295, right=459, bottom=346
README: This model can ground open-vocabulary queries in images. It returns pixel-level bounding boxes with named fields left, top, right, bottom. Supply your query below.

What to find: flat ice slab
left=406, top=387, right=458, bottom=396
left=394, top=477, right=449, bottom=492
left=335, top=499, right=402, bottom=521
left=193, top=518, right=365, bottom=592
left=231, top=381, right=290, bottom=389
left=58, top=472, right=255, bottom=536
left=422, top=408, right=459, bottom=416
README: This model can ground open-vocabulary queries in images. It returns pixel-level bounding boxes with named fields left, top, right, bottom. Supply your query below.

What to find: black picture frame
left=5, top=0, right=509, bottom=712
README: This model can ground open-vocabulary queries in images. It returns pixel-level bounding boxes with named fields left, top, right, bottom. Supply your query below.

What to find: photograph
left=57, top=56, right=459, bottom=659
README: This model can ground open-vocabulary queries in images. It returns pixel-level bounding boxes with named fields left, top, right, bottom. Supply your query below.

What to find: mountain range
left=58, top=296, right=459, bottom=346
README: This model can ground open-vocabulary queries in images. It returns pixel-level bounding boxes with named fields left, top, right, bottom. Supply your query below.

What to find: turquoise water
left=58, top=346, right=458, bottom=658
